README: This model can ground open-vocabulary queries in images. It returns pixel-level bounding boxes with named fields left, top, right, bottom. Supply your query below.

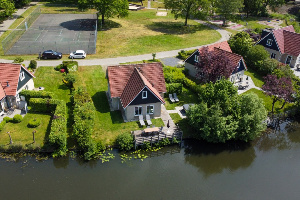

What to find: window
left=271, top=53, right=276, bottom=59
left=266, top=39, right=273, bottom=46
left=19, top=72, right=25, bottom=81
left=142, top=91, right=147, bottom=99
left=286, top=55, right=292, bottom=65
left=147, top=105, right=154, bottom=114
left=134, top=106, right=142, bottom=116
left=194, top=55, right=199, bottom=62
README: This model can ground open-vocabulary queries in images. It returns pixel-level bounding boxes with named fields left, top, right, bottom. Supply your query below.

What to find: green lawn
left=0, top=113, right=51, bottom=148
left=77, top=66, right=164, bottom=145
left=169, top=113, right=195, bottom=139
left=242, top=88, right=293, bottom=113
left=165, top=86, right=199, bottom=110
left=244, top=68, right=265, bottom=88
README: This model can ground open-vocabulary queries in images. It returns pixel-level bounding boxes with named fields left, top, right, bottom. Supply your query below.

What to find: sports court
left=5, top=14, right=97, bottom=55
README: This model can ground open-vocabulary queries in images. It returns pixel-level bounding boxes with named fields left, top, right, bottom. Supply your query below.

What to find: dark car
left=41, top=50, right=62, bottom=59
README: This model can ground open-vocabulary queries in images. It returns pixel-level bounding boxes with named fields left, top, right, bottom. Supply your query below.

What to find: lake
left=0, top=120, right=300, bottom=200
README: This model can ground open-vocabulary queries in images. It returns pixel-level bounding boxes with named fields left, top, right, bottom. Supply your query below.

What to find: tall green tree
left=0, top=0, right=15, bottom=19
left=79, top=0, right=128, bottom=25
left=164, top=0, right=210, bottom=26
left=214, top=0, right=244, bottom=26
left=244, top=0, right=285, bottom=17
left=228, top=31, right=253, bottom=57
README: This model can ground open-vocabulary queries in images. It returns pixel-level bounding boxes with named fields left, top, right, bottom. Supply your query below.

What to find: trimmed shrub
left=13, top=114, right=23, bottom=123
left=29, top=60, right=37, bottom=69
left=19, top=90, right=53, bottom=105
left=63, top=73, right=76, bottom=88
left=28, top=118, right=41, bottom=128
left=3, top=116, right=12, bottom=123
left=0, top=120, right=6, bottom=131
left=166, top=83, right=182, bottom=95
left=29, top=98, right=59, bottom=113
left=116, top=132, right=134, bottom=151
left=13, top=57, right=24, bottom=63
left=163, top=66, right=185, bottom=83
left=62, top=61, right=78, bottom=73
left=54, top=64, right=64, bottom=71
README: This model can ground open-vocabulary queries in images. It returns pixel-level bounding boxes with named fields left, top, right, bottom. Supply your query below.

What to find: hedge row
left=72, top=87, right=103, bottom=160
left=19, top=90, right=53, bottom=105
left=166, top=83, right=182, bottom=95
left=29, top=98, right=67, bottom=157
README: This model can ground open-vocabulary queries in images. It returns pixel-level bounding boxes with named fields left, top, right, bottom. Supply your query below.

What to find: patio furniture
left=173, top=93, right=179, bottom=102
left=146, top=114, right=152, bottom=125
left=144, top=127, right=159, bottom=133
left=169, top=94, right=175, bottom=103
left=139, top=115, right=145, bottom=126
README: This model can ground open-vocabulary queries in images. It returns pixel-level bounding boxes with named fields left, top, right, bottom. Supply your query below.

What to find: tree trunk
left=102, top=13, right=105, bottom=26
left=222, top=17, right=226, bottom=26
left=271, top=98, right=278, bottom=113
left=32, top=131, right=35, bottom=143
left=185, top=13, right=188, bottom=26
left=280, top=101, right=286, bottom=110
left=8, top=133, right=13, bottom=145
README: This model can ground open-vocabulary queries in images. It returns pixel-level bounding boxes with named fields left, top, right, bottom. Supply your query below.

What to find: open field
left=0, top=113, right=52, bottom=148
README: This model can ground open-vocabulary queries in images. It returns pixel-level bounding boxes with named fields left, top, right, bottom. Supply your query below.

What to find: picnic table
left=144, top=127, right=159, bottom=133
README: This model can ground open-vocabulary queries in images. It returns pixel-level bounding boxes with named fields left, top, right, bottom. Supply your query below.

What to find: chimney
left=6, top=82, right=9, bottom=87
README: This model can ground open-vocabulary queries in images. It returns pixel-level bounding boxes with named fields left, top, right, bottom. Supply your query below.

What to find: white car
left=69, top=50, right=86, bottom=59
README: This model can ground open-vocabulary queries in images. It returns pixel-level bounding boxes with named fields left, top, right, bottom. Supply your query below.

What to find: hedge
left=72, top=87, right=101, bottom=160
left=183, top=77, right=202, bottom=94
left=29, top=98, right=67, bottom=156
left=62, top=61, right=78, bottom=73
left=19, top=90, right=53, bottom=105
left=166, top=83, right=182, bottom=95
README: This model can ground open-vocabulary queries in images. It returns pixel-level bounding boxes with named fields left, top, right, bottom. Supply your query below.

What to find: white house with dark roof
left=107, top=63, right=166, bottom=122
left=0, top=63, right=35, bottom=115
left=256, top=25, right=300, bottom=68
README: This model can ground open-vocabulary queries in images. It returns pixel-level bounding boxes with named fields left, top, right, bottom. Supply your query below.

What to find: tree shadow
left=146, top=21, right=212, bottom=35
left=110, top=111, right=124, bottom=124
left=53, top=156, right=70, bottom=169
left=60, top=19, right=97, bottom=31
left=99, top=19, right=122, bottom=31
left=58, top=84, right=70, bottom=90
left=183, top=139, right=255, bottom=178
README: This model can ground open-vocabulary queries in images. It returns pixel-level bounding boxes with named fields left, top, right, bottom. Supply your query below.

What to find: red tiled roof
left=283, top=30, right=300, bottom=57
left=0, top=63, right=35, bottom=96
left=120, top=68, right=165, bottom=108
left=272, top=25, right=295, bottom=54
left=108, top=63, right=166, bottom=98
left=199, top=41, right=232, bottom=53
left=214, top=48, right=242, bottom=66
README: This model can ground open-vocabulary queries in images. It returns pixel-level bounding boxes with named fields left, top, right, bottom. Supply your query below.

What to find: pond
left=1, top=120, right=300, bottom=200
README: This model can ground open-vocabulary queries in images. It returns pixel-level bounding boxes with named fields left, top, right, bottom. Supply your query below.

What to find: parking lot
left=6, top=14, right=97, bottom=55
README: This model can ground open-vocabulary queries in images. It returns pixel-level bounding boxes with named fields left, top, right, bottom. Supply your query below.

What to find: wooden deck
left=133, top=130, right=183, bottom=149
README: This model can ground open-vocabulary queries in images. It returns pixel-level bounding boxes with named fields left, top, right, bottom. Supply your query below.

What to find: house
left=256, top=25, right=300, bottom=67
left=107, top=63, right=166, bottom=122
left=184, top=41, right=247, bottom=82
left=0, top=63, right=35, bottom=114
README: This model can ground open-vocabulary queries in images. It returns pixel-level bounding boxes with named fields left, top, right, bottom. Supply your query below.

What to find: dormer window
left=142, top=91, right=147, bottom=99
left=266, top=39, right=273, bottom=46
left=194, top=55, right=199, bottom=62
left=19, top=72, right=25, bottom=81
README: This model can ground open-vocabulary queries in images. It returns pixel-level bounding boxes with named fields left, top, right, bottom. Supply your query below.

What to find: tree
left=13, top=0, right=30, bottom=9
left=243, top=0, right=285, bottom=17
left=214, top=0, right=244, bottom=26
left=164, top=0, right=210, bottom=26
left=0, top=0, right=15, bottom=19
left=228, top=31, right=253, bottom=57
left=262, top=74, right=294, bottom=113
left=80, top=0, right=129, bottom=25
left=245, top=45, right=269, bottom=72
left=195, top=47, right=235, bottom=83
left=187, top=79, right=267, bottom=143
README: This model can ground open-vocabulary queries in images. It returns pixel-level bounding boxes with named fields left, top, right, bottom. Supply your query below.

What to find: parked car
left=41, top=50, right=62, bottom=59
left=69, top=50, right=86, bottom=59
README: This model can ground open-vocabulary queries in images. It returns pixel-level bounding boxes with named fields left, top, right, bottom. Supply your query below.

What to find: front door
left=286, top=55, right=292, bottom=65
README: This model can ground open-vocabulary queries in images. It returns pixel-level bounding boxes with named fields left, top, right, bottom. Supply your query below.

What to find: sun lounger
left=173, top=93, right=179, bottom=102
left=169, top=94, right=175, bottom=103
left=139, top=115, right=145, bottom=126
left=146, top=114, right=152, bottom=125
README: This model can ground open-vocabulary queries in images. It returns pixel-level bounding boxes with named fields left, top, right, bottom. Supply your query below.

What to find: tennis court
left=5, top=14, right=97, bottom=55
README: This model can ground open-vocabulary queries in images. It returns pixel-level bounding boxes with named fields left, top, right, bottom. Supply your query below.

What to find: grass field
left=242, top=88, right=294, bottom=113
left=0, top=113, right=51, bottom=148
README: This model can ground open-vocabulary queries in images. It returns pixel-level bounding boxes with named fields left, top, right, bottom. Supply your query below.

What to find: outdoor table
left=144, top=127, right=159, bottom=133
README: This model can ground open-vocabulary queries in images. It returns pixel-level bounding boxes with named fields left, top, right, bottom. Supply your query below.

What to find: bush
left=0, top=120, right=6, bottom=131
left=13, top=57, right=24, bottom=63
left=28, top=118, right=41, bottom=128
left=54, top=64, right=63, bottom=71
left=116, top=132, right=134, bottom=151
left=163, top=66, right=185, bottom=83
left=166, top=83, right=182, bottom=95
left=62, top=61, right=78, bottom=73
left=13, top=114, right=23, bottom=123
left=177, top=49, right=197, bottom=60
left=183, top=77, right=202, bottom=94
left=245, top=45, right=270, bottom=73
left=63, top=73, right=76, bottom=88
left=3, top=117, right=12, bottom=123
left=19, top=90, right=53, bottom=105
left=29, top=60, right=37, bottom=69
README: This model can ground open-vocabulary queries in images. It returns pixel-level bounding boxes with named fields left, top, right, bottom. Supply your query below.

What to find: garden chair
left=139, top=115, right=145, bottom=126
left=173, top=93, right=179, bottom=102
left=146, top=114, right=152, bottom=125
left=169, top=94, right=175, bottom=103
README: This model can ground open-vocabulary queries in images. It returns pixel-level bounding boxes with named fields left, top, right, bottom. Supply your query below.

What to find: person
left=140, top=0, right=143, bottom=6
left=39, top=52, right=41, bottom=60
